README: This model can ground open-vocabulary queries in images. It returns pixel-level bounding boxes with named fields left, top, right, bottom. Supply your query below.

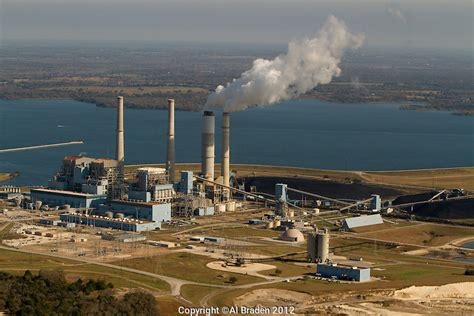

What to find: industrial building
left=30, top=188, right=106, bottom=208
left=59, top=213, right=160, bottom=231
left=279, top=228, right=305, bottom=242
left=27, top=96, right=243, bottom=234
left=275, top=183, right=289, bottom=216
left=341, top=214, right=384, bottom=231
left=101, top=232, right=146, bottom=243
left=47, top=156, right=124, bottom=200
left=128, top=167, right=175, bottom=203
left=106, top=200, right=171, bottom=223
left=316, top=263, right=371, bottom=282
left=370, top=194, right=381, bottom=212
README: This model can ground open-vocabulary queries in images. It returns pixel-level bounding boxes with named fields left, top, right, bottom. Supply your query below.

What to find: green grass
left=258, top=261, right=313, bottom=278
left=113, top=252, right=262, bottom=286
left=358, top=223, right=474, bottom=246
left=0, top=248, right=170, bottom=293
left=181, top=284, right=218, bottom=305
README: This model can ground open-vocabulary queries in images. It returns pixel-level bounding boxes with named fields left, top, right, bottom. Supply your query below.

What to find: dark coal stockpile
left=408, top=199, right=474, bottom=219
left=241, top=176, right=405, bottom=200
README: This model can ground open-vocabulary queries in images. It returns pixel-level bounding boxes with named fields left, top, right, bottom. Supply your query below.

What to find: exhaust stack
left=116, top=96, right=125, bottom=163
left=201, top=111, right=215, bottom=181
left=166, top=98, right=176, bottom=183
left=221, top=112, right=230, bottom=199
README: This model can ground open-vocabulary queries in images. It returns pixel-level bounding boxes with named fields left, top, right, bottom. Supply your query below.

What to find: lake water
left=462, top=241, right=474, bottom=249
left=0, top=99, right=472, bottom=186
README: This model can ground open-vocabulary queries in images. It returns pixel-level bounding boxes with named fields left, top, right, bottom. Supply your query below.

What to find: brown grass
left=113, top=252, right=262, bottom=285
left=126, top=163, right=474, bottom=191
left=357, top=223, right=474, bottom=246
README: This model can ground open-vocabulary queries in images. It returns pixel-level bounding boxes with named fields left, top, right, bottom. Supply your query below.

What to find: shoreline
left=0, top=172, right=19, bottom=183
left=1, top=97, right=471, bottom=116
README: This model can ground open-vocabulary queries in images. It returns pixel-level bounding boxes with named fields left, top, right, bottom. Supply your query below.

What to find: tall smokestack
left=166, top=98, right=176, bottom=183
left=201, top=111, right=215, bottom=181
left=116, top=96, right=124, bottom=163
left=221, top=112, right=230, bottom=199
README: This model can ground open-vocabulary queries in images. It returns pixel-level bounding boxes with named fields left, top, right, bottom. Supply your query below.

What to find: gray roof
left=343, top=214, right=383, bottom=229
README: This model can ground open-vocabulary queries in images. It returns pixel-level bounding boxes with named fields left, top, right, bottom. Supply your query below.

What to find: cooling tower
left=116, top=96, right=125, bottom=163
left=221, top=112, right=230, bottom=199
left=201, top=111, right=215, bottom=181
left=166, top=98, right=176, bottom=183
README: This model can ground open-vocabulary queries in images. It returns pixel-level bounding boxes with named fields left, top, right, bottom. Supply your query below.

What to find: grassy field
left=258, top=261, right=313, bottom=278
left=188, top=226, right=280, bottom=239
left=362, top=167, right=474, bottom=191
left=208, top=263, right=471, bottom=307
left=126, top=163, right=474, bottom=191
left=0, top=248, right=170, bottom=293
left=357, top=223, right=474, bottom=246
left=113, top=252, right=262, bottom=285
left=181, top=284, right=217, bottom=305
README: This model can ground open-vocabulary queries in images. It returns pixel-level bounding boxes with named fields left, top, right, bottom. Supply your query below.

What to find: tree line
left=0, top=270, right=159, bottom=316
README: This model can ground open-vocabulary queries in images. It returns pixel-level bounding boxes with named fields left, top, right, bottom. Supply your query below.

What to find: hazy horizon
left=1, top=0, right=472, bottom=52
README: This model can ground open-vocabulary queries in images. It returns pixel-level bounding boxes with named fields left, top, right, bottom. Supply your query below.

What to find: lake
left=0, top=99, right=472, bottom=186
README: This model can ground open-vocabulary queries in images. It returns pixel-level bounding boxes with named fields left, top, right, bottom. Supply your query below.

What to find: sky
left=0, top=0, right=472, bottom=51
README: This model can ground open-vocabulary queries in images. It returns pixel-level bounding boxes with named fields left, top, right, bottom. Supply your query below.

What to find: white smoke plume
left=205, top=15, right=365, bottom=112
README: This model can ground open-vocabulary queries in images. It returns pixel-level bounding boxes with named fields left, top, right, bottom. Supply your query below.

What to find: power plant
left=29, top=96, right=242, bottom=231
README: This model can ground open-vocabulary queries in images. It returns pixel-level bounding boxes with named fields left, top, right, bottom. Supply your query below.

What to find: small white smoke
left=387, top=7, right=407, bottom=24
left=205, top=15, right=365, bottom=112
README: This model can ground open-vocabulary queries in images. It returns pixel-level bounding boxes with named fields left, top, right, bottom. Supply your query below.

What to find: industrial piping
left=116, top=96, right=125, bottom=163
left=166, top=98, right=175, bottom=183
left=221, top=112, right=230, bottom=199
left=201, top=111, right=215, bottom=181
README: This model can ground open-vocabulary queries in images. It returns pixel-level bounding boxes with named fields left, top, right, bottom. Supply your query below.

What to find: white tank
left=104, top=212, right=113, bottom=218
left=288, top=210, right=295, bottom=218
left=266, top=221, right=274, bottom=229
left=225, top=201, right=236, bottom=212
left=274, top=219, right=281, bottom=227
left=115, top=213, right=125, bottom=219
left=216, top=204, right=226, bottom=213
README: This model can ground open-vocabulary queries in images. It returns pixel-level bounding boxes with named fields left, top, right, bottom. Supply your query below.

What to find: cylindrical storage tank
left=274, top=219, right=281, bottom=227
left=317, top=231, right=329, bottom=263
left=115, top=213, right=125, bottom=219
left=63, top=204, right=71, bottom=211
left=35, top=201, right=42, bottom=210
left=104, top=211, right=114, bottom=218
left=225, top=201, right=236, bottom=212
left=216, top=204, right=226, bottom=213
left=288, top=210, right=294, bottom=218
left=307, top=233, right=317, bottom=261
left=266, top=221, right=274, bottom=229
left=313, top=208, right=320, bottom=215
